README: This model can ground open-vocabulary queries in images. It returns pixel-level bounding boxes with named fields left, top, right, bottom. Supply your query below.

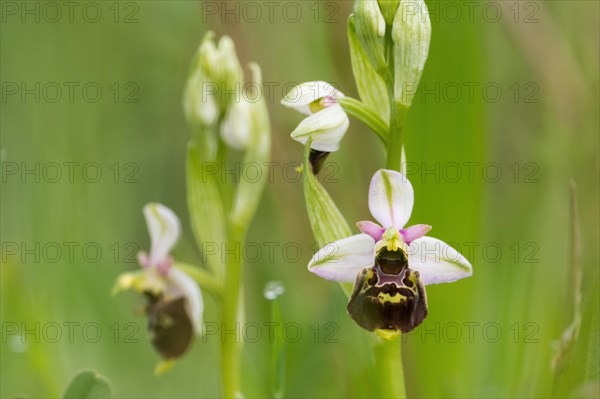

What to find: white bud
left=220, top=98, right=251, bottom=150
left=183, top=70, right=219, bottom=127
left=392, top=0, right=431, bottom=107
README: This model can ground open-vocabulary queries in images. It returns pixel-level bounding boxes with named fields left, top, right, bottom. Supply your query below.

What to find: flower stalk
left=374, top=337, right=406, bottom=398
left=337, top=96, right=388, bottom=145
left=385, top=94, right=407, bottom=171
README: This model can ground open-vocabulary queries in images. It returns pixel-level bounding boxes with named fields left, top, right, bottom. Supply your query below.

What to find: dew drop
left=264, top=281, right=285, bottom=300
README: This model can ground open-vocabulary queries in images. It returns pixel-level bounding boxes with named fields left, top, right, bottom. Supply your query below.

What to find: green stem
left=373, top=337, right=406, bottom=398
left=375, top=26, right=408, bottom=399
left=220, top=225, right=245, bottom=398
left=385, top=99, right=407, bottom=171
left=338, top=97, right=389, bottom=145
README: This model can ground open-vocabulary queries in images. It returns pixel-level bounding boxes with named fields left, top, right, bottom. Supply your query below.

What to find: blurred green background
left=1, top=1, right=598, bottom=398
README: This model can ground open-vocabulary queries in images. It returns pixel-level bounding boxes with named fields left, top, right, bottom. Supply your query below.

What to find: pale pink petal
left=400, top=224, right=432, bottom=244
left=356, top=221, right=385, bottom=241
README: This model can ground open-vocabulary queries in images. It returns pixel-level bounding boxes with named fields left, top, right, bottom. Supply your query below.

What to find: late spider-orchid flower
left=281, top=81, right=349, bottom=172
left=114, top=203, right=203, bottom=361
left=308, top=169, right=472, bottom=337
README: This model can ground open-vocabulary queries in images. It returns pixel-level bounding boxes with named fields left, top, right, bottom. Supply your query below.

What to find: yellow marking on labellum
left=359, top=268, right=376, bottom=293
left=408, top=272, right=418, bottom=286
left=377, top=292, right=406, bottom=304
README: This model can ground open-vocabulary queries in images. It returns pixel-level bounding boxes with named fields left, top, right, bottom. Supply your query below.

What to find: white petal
left=220, top=99, right=250, bottom=150
left=143, top=203, right=181, bottom=266
left=308, top=234, right=375, bottom=282
left=290, top=104, right=349, bottom=152
left=165, top=267, right=204, bottom=334
left=281, top=81, right=344, bottom=115
left=369, top=169, right=414, bottom=229
left=407, top=236, right=472, bottom=285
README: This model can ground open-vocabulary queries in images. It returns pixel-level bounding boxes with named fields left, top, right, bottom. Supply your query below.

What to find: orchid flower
left=281, top=81, right=349, bottom=154
left=114, top=203, right=203, bottom=360
left=308, top=169, right=472, bottom=336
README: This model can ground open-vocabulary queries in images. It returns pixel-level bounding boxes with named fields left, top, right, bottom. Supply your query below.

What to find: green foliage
left=62, top=370, right=111, bottom=399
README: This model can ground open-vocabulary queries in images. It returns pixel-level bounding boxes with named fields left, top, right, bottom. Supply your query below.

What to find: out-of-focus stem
left=220, top=226, right=245, bottom=398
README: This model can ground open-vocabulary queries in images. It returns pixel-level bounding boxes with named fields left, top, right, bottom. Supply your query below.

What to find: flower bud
left=230, top=63, right=272, bottom=227
left=353, top=0, right=387, bottom=74
left=220, top=97, right=251, bottom=150
left=183, top=32, right=245, bottom=128
left=392, top=0, right=431, bottom=107
left=183, top=69, right=219, bottom=127
left=197, top=33, right=243, bottom=101
left=216, top=36, right=244, bottom=101
left=197, top=32, right=219, bottom=78
left=347, top=15, right=390, bottom=123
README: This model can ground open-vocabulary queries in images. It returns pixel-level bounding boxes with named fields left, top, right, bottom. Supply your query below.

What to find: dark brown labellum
left=347, top=264, right=428, bottom=334
left=144, top=292, right=194, bottom=359
left=376, top=246, right=408, bottom=275
left=309, top=149, right=330, bottom=175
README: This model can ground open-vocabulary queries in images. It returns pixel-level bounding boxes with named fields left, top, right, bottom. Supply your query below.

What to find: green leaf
left=230, top=63, right=271, bottom=231
left=187, top=142, right=227, bottom=274
left=62, top=370, right=111, bottom=399
left=347, top=15, right=390, bottom=124
left=551, top=182, right=583, bottom=373
left=302, top=140, right=353, bottom=294
left=302, top=144, right=351, bottom=246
